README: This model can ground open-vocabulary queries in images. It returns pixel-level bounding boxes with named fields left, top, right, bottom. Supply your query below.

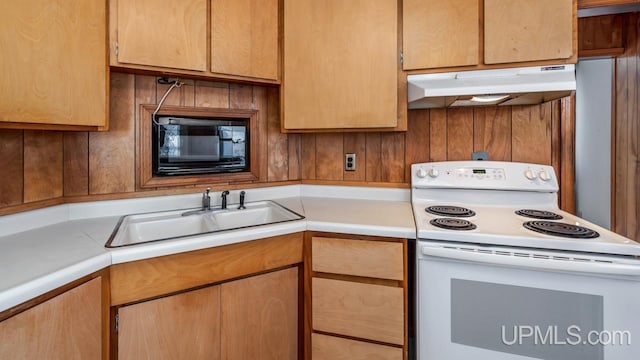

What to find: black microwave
left=152, top=116, right=249, bottom=176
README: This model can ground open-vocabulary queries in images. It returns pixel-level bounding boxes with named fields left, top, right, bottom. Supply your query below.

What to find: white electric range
left=412, top=161, right=640, bottom=360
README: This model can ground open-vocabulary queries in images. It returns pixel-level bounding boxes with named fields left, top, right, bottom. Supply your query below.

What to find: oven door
left=417, top=240, right=640, bottom=360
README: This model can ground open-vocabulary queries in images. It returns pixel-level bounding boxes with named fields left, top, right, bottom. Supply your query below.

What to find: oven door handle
left=421, top=246, right=640, bottom=277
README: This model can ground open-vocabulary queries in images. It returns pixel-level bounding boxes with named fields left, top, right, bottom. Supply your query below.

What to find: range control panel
left=411, top=161, right=559, bottom=192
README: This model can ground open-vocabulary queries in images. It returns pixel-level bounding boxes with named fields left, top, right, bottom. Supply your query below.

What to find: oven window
left=451, top=279, right=604, bottom=360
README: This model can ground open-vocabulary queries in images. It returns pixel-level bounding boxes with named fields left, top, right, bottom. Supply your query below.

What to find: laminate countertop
left=0, top=185, right=415, bottom=312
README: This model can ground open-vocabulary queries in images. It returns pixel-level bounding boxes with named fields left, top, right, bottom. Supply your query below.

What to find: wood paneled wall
left=614, top=12, right=640, bottom=241
left=301, top=101, right=576, bottom=212
left=0, top=73, right=301, bottom=214
left=0, top=73, right=575, bottom=215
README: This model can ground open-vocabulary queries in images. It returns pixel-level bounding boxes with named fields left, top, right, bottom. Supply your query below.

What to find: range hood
left=407, top=64, right=576, bottom=109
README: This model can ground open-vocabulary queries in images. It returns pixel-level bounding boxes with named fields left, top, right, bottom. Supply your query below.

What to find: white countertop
left=0, top=185, right=415, bottom=312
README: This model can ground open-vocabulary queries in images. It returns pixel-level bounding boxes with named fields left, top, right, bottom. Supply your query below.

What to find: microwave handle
left=421, top=246, right=640, bottom=277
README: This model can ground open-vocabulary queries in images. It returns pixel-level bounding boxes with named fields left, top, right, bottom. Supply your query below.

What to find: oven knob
left=539, top=170, right=551, bottom=182
left=524, top=169, right=537, bottom=180
left=428, top=168, right=440, bottom=178
left=416, top=168, right=428, bottom=178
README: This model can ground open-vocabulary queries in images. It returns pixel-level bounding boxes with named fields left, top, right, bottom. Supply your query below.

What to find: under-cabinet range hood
left=407, top=64, right=576, bottom=109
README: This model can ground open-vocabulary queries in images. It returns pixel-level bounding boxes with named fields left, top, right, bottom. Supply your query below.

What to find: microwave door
left=171, top=135, right=220, bottom=162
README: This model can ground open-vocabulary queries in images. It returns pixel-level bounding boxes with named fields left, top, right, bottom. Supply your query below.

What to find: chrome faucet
left=202, top=188, right=211, bottom=211
left=221, top=190, right=230, bottom=210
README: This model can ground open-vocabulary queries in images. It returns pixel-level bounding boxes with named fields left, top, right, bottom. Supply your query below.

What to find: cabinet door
left=118, top=286, right=220, bottom=360
left=484, top=0, right=574, bottom=64
left=211, top=0, right=279, bottom=80
left=116, top=0, right=207, bottom=71
left=0, top=0, right=107, bottom=127
left=0, top=277, right=102, bottom=359
left=403, top=0, right=479, bottom=70
left=283, top=0, right=398, bottom=130
left=221, top=267, right=298, bottom=360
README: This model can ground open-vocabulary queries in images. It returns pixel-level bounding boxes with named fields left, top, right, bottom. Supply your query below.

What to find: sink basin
left=106, top=201, right=304, bottom=248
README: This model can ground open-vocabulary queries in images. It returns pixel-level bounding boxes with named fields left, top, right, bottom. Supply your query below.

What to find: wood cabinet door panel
left=0, top=0, right=107, bottom=127
left=117, top=0, right=207, bottom=71
left=484, top=0, right=574, bottom=64
left=312, top=277, right=404, bottom=345
left=312, top=333, right=403, bottom=360
left=0, top=277, right=102, bottom=359
left=211, top=0, right=279, bottom=80
left=283, top=0, right=398, bottom=129
left=221, top=268, right=298, bottom=360
left=403, top=0, right=479, bottom=70
left=312, top=237, right=404, bottom=280
left=118, top=286, right=220, bottom=360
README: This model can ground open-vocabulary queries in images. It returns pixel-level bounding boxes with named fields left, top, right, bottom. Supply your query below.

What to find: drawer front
left=312, top=333, right=403, bottom=360
left=312, top=237, right=404, bottom=280
left=312, top=278, right=404, bottom=345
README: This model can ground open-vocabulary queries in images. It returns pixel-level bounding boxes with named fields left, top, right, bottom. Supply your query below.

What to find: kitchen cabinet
left=110, top=0, right=279, bottom=82
left=402, top=0, right=479, bottom=70
left=118, top=286, right=221, bottom=360
left=110, top=234, right=302, bottom=359
left=403, top=0, right=576, bottom=71
left=484, top=0, right=574, bottom=64
left=211, top=0, right=279, bottom=80
left=0, top=0, right=108, bottom=130
left=117, top=268, right=298, bottom=360
left=0, top=277, right=103, bottom=359
left=221, top=267, right=298, bottom=360
left=306, top=234, right=407, bottom=359
left=282, top=0, right=401, bottom=131
left=113, top=0, right=207, bottom=71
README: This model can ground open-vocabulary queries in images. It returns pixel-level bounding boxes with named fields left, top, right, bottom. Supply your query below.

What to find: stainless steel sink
left=106, top=200, right=304, bottom=248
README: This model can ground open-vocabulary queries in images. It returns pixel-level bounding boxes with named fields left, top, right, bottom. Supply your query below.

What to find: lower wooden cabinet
left=306, top=233, right=408, bottom=359
left=118, top=286, right=221, bottom=360
left=116, top=267, right=298, bottom=360
left=0, top=277, right=103, bottom=359
left=221, top=267, right=298, bottom=360
left=312, top=333, right=403, bottom=360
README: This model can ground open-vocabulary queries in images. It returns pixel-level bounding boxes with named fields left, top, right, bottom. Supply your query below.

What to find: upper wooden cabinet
left=403, top=0, right=576, bottom=71
left=282, top=0, right=401, bottom=131
left=0, top=0, right=108, bottom=130
left=484, top=0, right=574, bottom=64
left=578, top=0, right=640, bottom=8
left=110, top=0, right=279, bottom=82
left=211, top=0, right=279, bottom=80
left=403, top=0, right=479, bottom=70
left=115, top=0, right=207, bottom=71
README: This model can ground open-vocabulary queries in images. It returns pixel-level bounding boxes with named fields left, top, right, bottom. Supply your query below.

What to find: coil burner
left=523, top=221, right=600, bottom=239
left=430, top=218, right=477, bottom=231
left=426, top=206, right=476, bottom=218
left=516, top=209, right=563, bottom=220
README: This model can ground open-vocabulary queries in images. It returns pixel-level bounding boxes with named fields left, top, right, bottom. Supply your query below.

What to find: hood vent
left=407, top=64, right=576, bottom=109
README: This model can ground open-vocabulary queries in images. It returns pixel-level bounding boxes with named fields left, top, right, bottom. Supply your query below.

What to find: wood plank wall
left=0, top=73, right=575, bottom=215
left=614, top=12, right=640, bottom=241
left=301, top=101, right=576, bottom=213
left=0, top=73, right=300, bottom=215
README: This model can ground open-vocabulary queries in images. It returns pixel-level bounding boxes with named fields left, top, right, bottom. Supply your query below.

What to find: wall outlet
left=345, top=153, right=356, bottom=171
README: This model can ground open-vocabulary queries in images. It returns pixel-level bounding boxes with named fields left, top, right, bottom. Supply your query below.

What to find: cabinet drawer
left=312, top=333, right=403, bottom=360
left=312, top=237, right=403, bottom=280
left=312, top=278, right=404, bottom=345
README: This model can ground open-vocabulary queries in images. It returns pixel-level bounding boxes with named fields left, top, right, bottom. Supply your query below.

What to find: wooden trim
left=0, top=122, right=101, bottom=132
left=303, top=233, right=313, bottom=360
left=610, top=59, right=618, bottom=231
left=579, top=47, right=626, bottom=58
left=138, top=104, right=260, bottom=188
left=0, top=198, right=64, bottom=216
left=578, top=0, right=640, bottom=8
left=110, top=232, right=303, bottom=305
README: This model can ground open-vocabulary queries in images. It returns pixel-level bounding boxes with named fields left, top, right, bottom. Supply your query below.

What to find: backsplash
left=0, top=74, right=573, bottom=215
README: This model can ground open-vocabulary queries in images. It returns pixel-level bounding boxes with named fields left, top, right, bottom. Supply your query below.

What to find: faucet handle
left=203, top=187, right=211, bottom=197
left=238, top=191, right=246, bottom=210
left=221, top=190, right=230, bottom=197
